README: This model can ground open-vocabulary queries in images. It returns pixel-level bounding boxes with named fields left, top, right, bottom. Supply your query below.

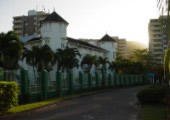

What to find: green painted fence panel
left=108, top=74, right=111, bottom=87
left=20, top=69, right=29, bottom=96
left=68, top=72, right=73, bottom=94
left=41, top=70, right=48, bottom=100
left=95, top=72, right=99, bottom=88
left=102, top=73, right=106, bottom=87
left=56, top=72, right=62, bottom=97
left=88, top=73, right=92, bottom=89
left=79, top=72, right=83, bottom=90
left=0, top=70, right=4, bottom=81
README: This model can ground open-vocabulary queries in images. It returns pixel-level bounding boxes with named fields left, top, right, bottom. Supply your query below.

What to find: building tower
left=40, top=11, right=69, bottom=51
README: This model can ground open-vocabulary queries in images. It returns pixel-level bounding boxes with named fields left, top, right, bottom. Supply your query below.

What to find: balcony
left=14, top=30, right=22, bottom=33
left=13, top=25, right=23, bottom=29
left=13, top=20, right=23, bottom=24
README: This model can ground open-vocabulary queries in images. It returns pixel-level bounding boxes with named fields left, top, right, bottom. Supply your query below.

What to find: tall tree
left=34, top=45, right=56, bottom=72
left=0, top=31, right=22, bottom=70
left=56, top=47, right=81, bottom=72
left=132, top=49, right=148, bottom=64
left=22, top=45, right=56, bottom=80
left=97, top=56, right=109, bottom=73
left=81, top=54, right=97, bottom=73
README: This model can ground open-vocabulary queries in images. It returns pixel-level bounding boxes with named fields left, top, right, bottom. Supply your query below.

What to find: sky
left=0, top=0, right=158, bottom=45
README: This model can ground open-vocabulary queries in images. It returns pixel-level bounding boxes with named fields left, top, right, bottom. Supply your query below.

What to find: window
left=153, top=44, right=162, bottom=47
left=153, top=49, right=163, bottom=52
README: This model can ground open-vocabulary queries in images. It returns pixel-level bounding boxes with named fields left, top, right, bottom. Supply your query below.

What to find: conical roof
left=42, top=11, right=68, bottom=24
left=99, top=34, right=116, bottom=42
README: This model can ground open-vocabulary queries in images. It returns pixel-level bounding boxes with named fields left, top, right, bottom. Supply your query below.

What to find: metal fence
left=0, top=69, right=148, bottom=102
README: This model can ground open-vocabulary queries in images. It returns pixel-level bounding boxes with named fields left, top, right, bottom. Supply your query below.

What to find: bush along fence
left=0, top=81, right=19, bottom=112
left=0, top=69, right=149, bottom=103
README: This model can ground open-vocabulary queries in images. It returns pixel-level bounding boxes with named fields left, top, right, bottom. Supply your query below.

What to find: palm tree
left=22, top=47, right=37, bottom=80
left=132, top=49, right=148, bottom=64
left=22, top=45, right=56, bottom=81
left=81, top=54, right=97, bottom=73
left=0, top=31, right=22, bottom=70
left=56, top=47, right=81, bottom=72
left=34, top=45, right=56, bottom=72
left=97, top=56, right=109, bottom=73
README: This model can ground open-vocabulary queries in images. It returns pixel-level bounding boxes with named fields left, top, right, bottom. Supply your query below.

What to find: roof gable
left=42, top=11, right=68, bottom=24
left=67, top=37, right=108, bottom=52
left=99, top=34, right=116, bottom=42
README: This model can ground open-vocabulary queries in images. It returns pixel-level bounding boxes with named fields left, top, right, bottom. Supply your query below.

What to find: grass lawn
left=139, top=104, right=166, bottom=120
left=0, top=96, right=73, bottom=115
left=8, top=98, right=62, bottom=113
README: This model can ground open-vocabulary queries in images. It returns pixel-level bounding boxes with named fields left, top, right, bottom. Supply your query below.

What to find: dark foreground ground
left=2, top=87, right=142, bottom=120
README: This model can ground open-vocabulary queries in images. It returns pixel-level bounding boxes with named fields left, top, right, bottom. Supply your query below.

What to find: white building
left=20, top=11, right=117, bottom=72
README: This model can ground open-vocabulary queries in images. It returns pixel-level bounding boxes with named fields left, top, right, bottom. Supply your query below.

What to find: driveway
left=3, top=87, right=142, bottom=120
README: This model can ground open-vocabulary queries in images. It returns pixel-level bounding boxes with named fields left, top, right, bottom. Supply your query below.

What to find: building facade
left=13, top=10, right=49, bottom=37
left=112, top=37, right=127, bottom=58
left=148, top=18, right=168, bottom=64
left=19, top=11, right=117, bottom=74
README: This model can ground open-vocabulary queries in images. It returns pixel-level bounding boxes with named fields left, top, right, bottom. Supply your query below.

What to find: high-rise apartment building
left=113, top=37, right=127, bottom=58
left=13, top=10, right=49, bottom=37
left=157, top=0, right=170, bottom=46
left=148, top=18, right=169, bottom=64
left=117, top=39, right=127, bottom=58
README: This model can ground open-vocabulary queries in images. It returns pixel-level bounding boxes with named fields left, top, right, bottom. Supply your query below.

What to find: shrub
left=0, top=81, right=19, bottom=112
left=137, top=85, right=166, bottom=104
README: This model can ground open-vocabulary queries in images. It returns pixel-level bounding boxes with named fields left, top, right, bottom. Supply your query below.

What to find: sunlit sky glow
left=0, top=0, right=158, bottom=45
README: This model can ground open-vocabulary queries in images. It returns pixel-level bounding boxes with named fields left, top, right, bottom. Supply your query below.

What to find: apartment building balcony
left=13, top=20, right=23, bottom=24
left=15, top=31, right=22, bottom=34
left=13, top=25, right=23, bottom=29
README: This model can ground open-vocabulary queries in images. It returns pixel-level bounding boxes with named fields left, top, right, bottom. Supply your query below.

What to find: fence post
left=68, top=72, right=73, bottom=94
left=108, top=74, right=111, bottom=87
left=102, top=72, right=106, bottom=87
left=79, top=71, right=83, bottom=90
left=20, top=69, right=29, bottom=97
left=121, top=74, right=124, bottom=86
left=126, top=74, right=129, bottom=86
left=56, top=72, right=62, bottom=97
left=124, top=74, right=127, bottom=86
left=0, top=70, right=4, bottom=81
left=88, top=73, right=92, bottom=89
left=41, top=70, right=48, bottom=100
left=95, top=72, right=99, bottom=88
left=140, top=75, right=143, bottom=84
left=129, top=75, right=132, bottom=85
left=114, top=74, right=117, bottom=86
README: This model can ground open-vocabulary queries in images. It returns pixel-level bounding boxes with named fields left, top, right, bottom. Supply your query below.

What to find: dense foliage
left=137, top=85, right=166, bottom=104
left=56, top=46, right=81, bottom=72
left=0, top=31, right=22, bottom=70
left=0, top=81, right=19, bottom=111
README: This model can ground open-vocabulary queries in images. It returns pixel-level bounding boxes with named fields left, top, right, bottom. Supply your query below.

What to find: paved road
left=4, top=87, right=141, bottom=120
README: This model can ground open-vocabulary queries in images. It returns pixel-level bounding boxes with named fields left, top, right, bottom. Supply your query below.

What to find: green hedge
left=0, top=81, right=19, bottom=111
left=137, top=85, right=166, bottom=104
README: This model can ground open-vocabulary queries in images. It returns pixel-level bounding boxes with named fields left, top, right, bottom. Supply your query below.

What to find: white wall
left=41, top=22, right=68, bottom=51
left=98, top=41, right=117, bottom=61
